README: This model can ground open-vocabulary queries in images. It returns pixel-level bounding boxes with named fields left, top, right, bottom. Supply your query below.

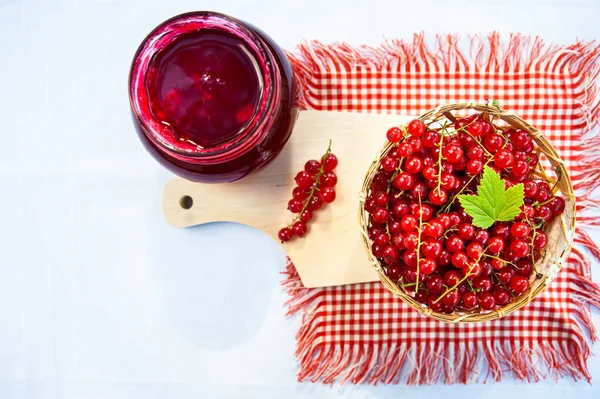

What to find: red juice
left=129, top=12, right=298, bottom=183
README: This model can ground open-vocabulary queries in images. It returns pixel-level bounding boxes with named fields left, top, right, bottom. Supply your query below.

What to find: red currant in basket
left=510, top=275, right=530, bottom=294
left=407, top=119, right=426, bottom=137
left=386, top=126, right=403, bottom=143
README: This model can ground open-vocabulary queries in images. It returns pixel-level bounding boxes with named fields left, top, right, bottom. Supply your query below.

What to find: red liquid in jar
left=129, top=12, right=298, bottom=183
left=147, top=30, right=261, bottom=150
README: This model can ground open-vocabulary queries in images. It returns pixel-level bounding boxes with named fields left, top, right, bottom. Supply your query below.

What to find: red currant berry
left=407, top=136, right=423, bottom=152
left=375, top=233, right=389, bottom=246
left=466, top=159, right=484, bottom=175
left=493, top=287, right=511, bottom=305
left=510, top=239, right=529, bottom=258
left=386, top=263, right=403, bottom=280
left=321, top=171, right=337, bottom=187
left=467, top=146, right=484, bottom=160
left=393, top=172, right=415, bottom=190
left=438, top=250, right=451, bottom=266
left=481, top=259, right=493, bottom=276
left=494, top=149, right=514, bottom=169
left=458, top=223, right=475, bottom=240
left=372, top=207, right=390, bottom=224
left=474, top=276, right=493, bottom=292
left=427, top=275, right=444, bottom=294
left=515, top=259, right=533, bottom=277
left=549, top=197, right=565, bottom=215
left=403, top=232, right=419, bottom=251
left=372, top=243, right=384, bottom=257
left=510, top=222, right=530, bottom=239
left=391, top=233, right=404, bottom=249
left=473, top=229, right=490, bottom=245
left=448, top=212, right=461, bottom=226
left=454, top=117, right=469, bottom=130
left=422, top=166, right=437, bottom=180
left=365, top=198, right=377, bottom=214
left=512, top=130, right=532, bottom=150
left=512, top=160, right=528, bottom=176
left=510, top=275, right=529, bottom=293
left=491, top=258, right=505, bottom=270
left=493, top=223, right=510, bottom=240
left=386, top=126, right=403, bottom=143
left=420, top=258, right=437, bottom=274
left=487, top=236, right=505, bottom=254
left=322, top=153, right=338, bottom=172
left=304, top=159, right=321, bottom=175
left=428, top=187, right=448, bottom=206
left=422, top=131, right=440, bottom=148
left=466, top=242, right=484, bottom=259
left=293, top=186, right=309, bottom=200
left=442, top=290, right=460, bottom=307
left=403, top=251, right=418, bottom=268
left=534, top=189, right=550, bottom=203
left=437, top=214, right=451, bottom=229
left=497, top=267, right=515, bottom=284
left=295, top=171, right=314, bottom=189
left=404, top=156, right=424, bottom=174
left=389, top=220, right=403, bottom=234
left=397, top=142, right=414, bottom=157
left=468, top=121, right=485, bottom=137
left=442, top=145, right=464, bottom=164
left=444, top=270, right=462, bottom=287
left=428, top=295, right=444, bottom=313
left=319, top=187, right=336, bottom=203
left=452, top=252, right=469, bottom=268
left=400, top=214, right=418, bottom=232
left=393, top=200, right=411, bottom=218
left=422, top=239, right=443, bottom=258
left=292, top=221, right=307, bottom=237
left=478, top=292, right=496, bottom=310
left=308, top=196, right=323, bottom=211
left=278, top=227, right=294, bottom=242
left=415, top=291, right=429, bottom=304
left=410, top=204, right=432, bottom=222
left=484, top=134, right=504, bottom=154
left=382, top=245, right=399, bottom=264
left=537, top=205, right=552, bottom=221
left=446, top=236, right=465, bottom=253
left=407, top=119, right=426, bottom=137
left=372, top=191, right=388, bottom=207
left=300, top=209, right=313, bottom=223
left=381, top=155, right=398, bottom=172
left=533, top=231, right=548, bottom=249
left=410, top=182, right=429, bottom=200
left=462, top=292, right=478, bottom=309
left=288, top=198, right=303, bottom=213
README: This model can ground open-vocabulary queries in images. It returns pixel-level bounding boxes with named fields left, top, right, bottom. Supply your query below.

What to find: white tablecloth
left=0, top=0, right=598, bottom=397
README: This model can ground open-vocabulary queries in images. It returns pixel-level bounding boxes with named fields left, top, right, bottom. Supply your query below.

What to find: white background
left=0, top=0, right=599, bottom=398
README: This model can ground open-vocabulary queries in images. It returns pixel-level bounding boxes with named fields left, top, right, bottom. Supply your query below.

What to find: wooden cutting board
left=162, top=111, right=414, bottom=287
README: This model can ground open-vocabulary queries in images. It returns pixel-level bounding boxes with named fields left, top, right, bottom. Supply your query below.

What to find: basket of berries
left=359, top=103, right=576, bottom=322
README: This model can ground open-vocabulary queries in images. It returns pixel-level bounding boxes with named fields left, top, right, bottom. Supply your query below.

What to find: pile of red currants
left=278, top=141, right=338, bottom=242
left=366, top=114, right=566, bottom=314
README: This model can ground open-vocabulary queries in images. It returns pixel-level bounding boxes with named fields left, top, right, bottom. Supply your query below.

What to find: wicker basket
left=358, top=103, right=576, bottom=323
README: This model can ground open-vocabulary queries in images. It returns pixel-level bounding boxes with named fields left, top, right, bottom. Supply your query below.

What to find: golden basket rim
left=358, top=102, right=576, bottom=323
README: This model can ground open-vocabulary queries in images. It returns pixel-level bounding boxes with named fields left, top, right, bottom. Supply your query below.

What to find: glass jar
left=129, top=11, right=298, bottom=183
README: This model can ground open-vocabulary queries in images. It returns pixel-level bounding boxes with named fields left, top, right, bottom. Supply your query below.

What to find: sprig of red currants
left=278, top=140, right=338, bottom=242
left=367, top=113, right=566, bottom=314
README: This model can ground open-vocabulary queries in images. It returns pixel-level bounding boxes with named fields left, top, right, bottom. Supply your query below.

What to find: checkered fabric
left=283, top=34, right=600, bottom=384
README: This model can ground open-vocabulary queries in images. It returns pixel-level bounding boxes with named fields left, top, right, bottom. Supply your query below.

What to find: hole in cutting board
left=179, top=195, right=193, bottom=209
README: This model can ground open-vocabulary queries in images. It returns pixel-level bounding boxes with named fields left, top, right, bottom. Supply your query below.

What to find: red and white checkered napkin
left=282, top=34, right=600, bottom=384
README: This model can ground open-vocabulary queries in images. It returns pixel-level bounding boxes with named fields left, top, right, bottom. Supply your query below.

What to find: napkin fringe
left=282, top=258, right=599, bottom=384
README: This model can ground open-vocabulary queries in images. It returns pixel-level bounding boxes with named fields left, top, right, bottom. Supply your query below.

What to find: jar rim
left=128, top=11, right=279, bottom=162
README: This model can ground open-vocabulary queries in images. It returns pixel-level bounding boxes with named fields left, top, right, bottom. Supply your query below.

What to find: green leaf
left=458, top=166, right=524, bottom=229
